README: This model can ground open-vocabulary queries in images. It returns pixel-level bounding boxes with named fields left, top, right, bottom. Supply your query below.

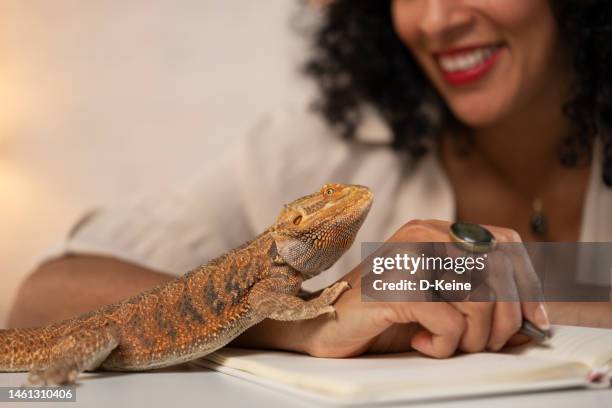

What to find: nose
left=350, top=185, right=374, bottom=206
left=348, top=184, right=372, bottom=196
left=419, top=0, right=474, bottom=40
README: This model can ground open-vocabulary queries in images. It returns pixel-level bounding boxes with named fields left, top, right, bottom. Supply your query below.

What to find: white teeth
left=438, top=45, right=500, bottom=73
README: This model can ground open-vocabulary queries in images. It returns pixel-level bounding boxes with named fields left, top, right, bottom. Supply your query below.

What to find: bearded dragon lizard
left=0, top=183, right=373, bottom=384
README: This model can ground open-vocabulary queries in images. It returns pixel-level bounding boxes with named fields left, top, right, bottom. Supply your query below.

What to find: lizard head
left=271, top=183, right=373, bottom=277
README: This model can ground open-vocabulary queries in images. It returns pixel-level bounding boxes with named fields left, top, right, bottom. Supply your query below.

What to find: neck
left=468, top=85, right=575, bottom=198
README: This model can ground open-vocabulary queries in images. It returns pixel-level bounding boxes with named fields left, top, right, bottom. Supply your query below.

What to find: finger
left=483, top=250, right=520, bottom=303
left=432, top=242, right=486, bottom=302
left=482, top=247, right=527, bottom=345
left=483, top=245, right=523, bottom=350
left=393, top=220, right=450, bottom=243
left=502, top=243, right=550, bottom=330
left=367, top=324, right=422, bottom=354
left=487, top=301, right=522, bottom=351
left=506, top=333, right=532, bottom=348
left=484, top=225, right=522, bottom=243
left=386, top=302, right=466, bottom=358
left=452, top=301, right=494, bottom=353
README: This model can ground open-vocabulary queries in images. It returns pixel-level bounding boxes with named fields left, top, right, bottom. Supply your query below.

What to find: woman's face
left=391, top=0, right=570, bottom=128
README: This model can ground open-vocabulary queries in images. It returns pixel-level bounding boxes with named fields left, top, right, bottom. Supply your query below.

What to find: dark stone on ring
left=449, top=222, right=496, bottom=253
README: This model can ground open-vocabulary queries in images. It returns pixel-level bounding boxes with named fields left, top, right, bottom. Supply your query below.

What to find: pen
left=519, top=320, right=552, bottom=342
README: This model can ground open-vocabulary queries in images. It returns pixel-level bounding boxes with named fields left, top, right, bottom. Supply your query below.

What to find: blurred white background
left=0, top=0, right=312, bottom=327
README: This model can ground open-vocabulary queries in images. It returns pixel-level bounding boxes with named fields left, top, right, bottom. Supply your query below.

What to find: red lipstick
left=436, top=44, right=504, bottom=87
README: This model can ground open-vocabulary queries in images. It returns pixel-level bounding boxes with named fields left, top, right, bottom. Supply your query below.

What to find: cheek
left=494, top=0, right=562, bottom=98
left=391, top=0, right=435, bottom=78
left=492, top=0, right=558, bottom=54
left=486, top=0, right=550, bottom=27
left=390, top=0, right=422, bottom=50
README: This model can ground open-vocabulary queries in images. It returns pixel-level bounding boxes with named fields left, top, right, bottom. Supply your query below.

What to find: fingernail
left=534, top=304, right=551, bottom=331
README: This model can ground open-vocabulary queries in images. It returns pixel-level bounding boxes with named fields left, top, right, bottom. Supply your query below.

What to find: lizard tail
left=0, top=326, right=59, bottom=372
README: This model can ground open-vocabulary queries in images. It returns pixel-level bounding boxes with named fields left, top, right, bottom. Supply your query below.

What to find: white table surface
left=1, top=365, right=611, bottom=408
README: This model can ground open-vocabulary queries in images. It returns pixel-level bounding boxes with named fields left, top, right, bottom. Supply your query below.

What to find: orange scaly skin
left=0, top=184, right=373, bottom=384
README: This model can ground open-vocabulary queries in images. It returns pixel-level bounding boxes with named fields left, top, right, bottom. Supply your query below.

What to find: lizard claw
left=29, top=365, right=78, bottom=386
left=322, top=306, right=337, bottom=320
left=334, top=281, right=351, bottom=292
left=28, top=370, right=45, bottom=386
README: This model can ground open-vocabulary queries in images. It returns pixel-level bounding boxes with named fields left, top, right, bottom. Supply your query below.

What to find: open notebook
left=195, top=325, right=612, bottom=405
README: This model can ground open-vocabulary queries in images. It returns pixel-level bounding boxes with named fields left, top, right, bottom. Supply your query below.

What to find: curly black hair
left=304, top=0, right=612, bottom=186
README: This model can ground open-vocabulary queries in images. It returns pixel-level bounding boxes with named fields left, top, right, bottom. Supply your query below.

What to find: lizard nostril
left=293, top=215, right=303, bottom=225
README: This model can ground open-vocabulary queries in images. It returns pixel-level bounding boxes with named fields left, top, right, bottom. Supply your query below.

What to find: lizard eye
left=293, top=215, right=303, bottom=225
left=325, top=187, right=335, bottom=196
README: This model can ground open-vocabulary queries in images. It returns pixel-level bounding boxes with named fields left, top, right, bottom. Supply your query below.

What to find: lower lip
left=439, top=47, right=504, bottom=87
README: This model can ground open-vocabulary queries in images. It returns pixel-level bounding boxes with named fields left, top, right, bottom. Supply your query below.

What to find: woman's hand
left=296, top=219, right=551, bottom=358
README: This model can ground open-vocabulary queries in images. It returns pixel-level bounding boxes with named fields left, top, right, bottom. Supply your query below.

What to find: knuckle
left=486, top=340, right=504, bottom=352
left=397, top=220, right=432, bottom=239
left=467, top=302, right=492, bottom=313
left=461, top=339, right=487, bottom=354
left=498, top=228, right=522, bottom=243
left=423, top=218, right=443, bottom=225
left=495, top=315, right=522, bottom=339
left=380, top=307, right=399, bottom=326
left=435, top=340, right=459, bottom=359
left=401, top=219, right=426, bottom=230
left=447, top=313, right=467, bottom=337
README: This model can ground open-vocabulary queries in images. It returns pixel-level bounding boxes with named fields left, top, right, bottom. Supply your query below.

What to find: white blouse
left=40, top=103, right=612, bottom=292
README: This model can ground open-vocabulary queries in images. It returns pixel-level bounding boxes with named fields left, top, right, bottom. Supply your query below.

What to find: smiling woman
left=306, top=0, right=612, bottom=188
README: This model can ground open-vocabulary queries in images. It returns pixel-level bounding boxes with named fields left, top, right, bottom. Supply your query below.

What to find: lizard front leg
left=269, top=281, right=351, bottom=321
left=29, top=323, right=120, bottom=385
left=248, top=275, right=351, bottom=321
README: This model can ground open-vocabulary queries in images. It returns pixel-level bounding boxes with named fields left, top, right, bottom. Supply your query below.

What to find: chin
left=445, top=94, right=513, bottom=128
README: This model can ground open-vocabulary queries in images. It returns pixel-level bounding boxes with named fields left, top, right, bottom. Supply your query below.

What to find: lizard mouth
left=346, top=185, right=374, bottom=215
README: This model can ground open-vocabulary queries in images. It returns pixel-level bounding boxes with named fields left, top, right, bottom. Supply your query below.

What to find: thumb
left=384, top=302, right=466, bottom=358
left=521, top=301, right=551, bottom=331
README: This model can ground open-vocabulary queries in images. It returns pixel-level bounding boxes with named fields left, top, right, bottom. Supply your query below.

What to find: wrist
left=230, top=318, right=311, bottom=354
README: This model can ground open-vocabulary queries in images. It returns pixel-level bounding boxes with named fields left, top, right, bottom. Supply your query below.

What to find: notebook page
left=509, top=325, right=612, bottom=369
left=204, top=347, right=587, bottom=401
left=199, top=357, right=587, bottom=405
